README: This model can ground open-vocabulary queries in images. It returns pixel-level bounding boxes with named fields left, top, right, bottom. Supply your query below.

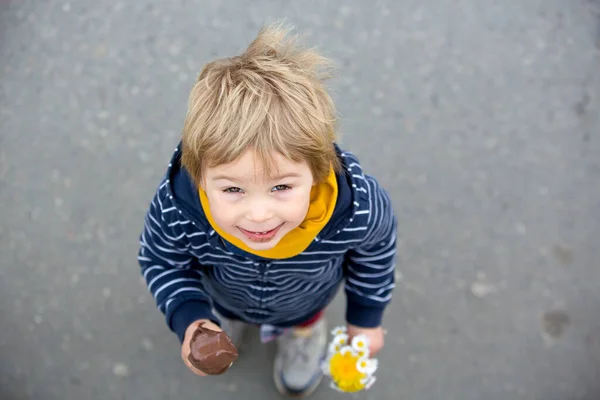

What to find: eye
left=223, top=187, right=243, bottom=193
left=272, top=184, right=291, bottom=192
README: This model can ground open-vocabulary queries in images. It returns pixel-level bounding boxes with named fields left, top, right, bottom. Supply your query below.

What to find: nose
left=245, top=198, right=274, bottom=223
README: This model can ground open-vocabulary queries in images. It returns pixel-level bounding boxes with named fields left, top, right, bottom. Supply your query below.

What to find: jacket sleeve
left=344, top=176, right=397, bottom=328
left=137, top=181, right=218, bottom=343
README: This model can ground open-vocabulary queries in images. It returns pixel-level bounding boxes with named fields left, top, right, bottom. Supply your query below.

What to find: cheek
left=207, top=196, right=237, bottom=224
left=211, top=209, right=230, bottom=225
left=282, top=192, right=311, bottom=221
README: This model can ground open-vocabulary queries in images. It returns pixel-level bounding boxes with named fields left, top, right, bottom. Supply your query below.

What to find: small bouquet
left=321, top=326, right=378, bottom=393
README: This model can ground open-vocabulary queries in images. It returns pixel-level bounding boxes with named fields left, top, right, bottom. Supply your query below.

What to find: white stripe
left=301, top=249, right=348, bottom=255
left=155, top=277, right=202, bottom=297
left=143, top=265, right=164, bottom=280
left=350, top=248, right=396, bottom=263
left=187, top=231, right=207, bottom=238
left=148, top=269, right=180, bottom=291
left=375, top=283, right=396, bottom=295
left=347, top=277, right=393, bottom=289
left=266, top=281, right=340, bottom=306
left=343, top=226, right=368, bottom=232
left=320, top=238, right=365, bottom=244
left=214, top=268, right=258, bottom=282
left=207, top=282, right=261, bottom=302
left=198, top=253, right=254, bottom=264
left=266, top=265, right=330, bottom=274
left=350, top=260, right=395, bottom=270
left=191, top=242, right=211, bottom=250
left=366, top=179, right=374, bottom=225
left=161, top=206, right=177, bottom=213
left=243, top=309, right=272, bottom=315
left=353, top=234, right=396, bottom=256
left=144, top=223, right=178, bottom=249
left=140, top=235, right=190, bottom=266
left=262, top=281, right=318, bottom=304
left=345, top=286, right=393, bottom=302
left=166, top=286, right=207, bottom=299
left=272, top=259, right=332, bottom=265
left=347, top=264, right=395, bottom=278
left=146, top=214, right=184, bottom=243
left=216, top=263, right=259, bottom=273
left=145, top=232, right=186, bottom=254
left=248, top=285, right=277, bottom=292
left=146, top=220, right=186, bottom=242
left=168, top=220, right=190, bottom=227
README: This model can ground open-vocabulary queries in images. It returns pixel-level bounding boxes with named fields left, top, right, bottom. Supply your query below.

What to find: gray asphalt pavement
left=1, top=1, right=600, bottom=399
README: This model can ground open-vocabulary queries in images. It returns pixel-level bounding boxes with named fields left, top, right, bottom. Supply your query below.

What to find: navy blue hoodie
left=138, top=144, right=397, bottom=342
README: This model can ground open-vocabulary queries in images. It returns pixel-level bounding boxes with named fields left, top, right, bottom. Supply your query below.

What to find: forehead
left=206, top=150, right=311, bottom=182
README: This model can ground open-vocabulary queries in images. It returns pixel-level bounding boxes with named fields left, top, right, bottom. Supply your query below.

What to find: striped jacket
left=138, top=144, right=397, bottom=342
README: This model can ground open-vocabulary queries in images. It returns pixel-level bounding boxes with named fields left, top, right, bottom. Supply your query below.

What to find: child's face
left=203, top=149, right=314, bottom=251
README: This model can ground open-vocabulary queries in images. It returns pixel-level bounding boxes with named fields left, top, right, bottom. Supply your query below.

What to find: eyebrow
left=211, top=172, right=302, bottom=182
left=272, top=172, right=302, bottom=180
left=211, top=175, right=240, bottom=183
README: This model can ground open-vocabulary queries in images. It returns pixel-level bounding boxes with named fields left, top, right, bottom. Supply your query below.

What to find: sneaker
left=273, top=318, right=327, bottom=397
left=215, top=312, right=248, bottom=349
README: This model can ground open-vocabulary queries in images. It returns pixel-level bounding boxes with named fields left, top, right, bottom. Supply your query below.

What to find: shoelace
left=283, top=334, right=312, bottom=365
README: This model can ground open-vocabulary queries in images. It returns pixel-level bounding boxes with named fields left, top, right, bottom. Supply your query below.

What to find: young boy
left=138, top=24, right=397, bottom=397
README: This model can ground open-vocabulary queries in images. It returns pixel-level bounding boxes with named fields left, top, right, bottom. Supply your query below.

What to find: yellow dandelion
left=328, top=350, right=368, bottom=393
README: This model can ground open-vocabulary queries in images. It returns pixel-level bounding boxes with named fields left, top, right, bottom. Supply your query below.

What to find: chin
left=244, top=239, right=280, bottom=251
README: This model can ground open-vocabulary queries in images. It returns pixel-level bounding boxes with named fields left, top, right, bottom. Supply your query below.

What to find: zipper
left=257, top=260, right=270, bottom=308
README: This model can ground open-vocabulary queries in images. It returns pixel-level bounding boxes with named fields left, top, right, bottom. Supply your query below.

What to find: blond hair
left=181, top=23, right=340, bottom=185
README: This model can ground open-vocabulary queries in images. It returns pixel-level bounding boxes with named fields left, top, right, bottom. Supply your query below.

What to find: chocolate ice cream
left=188, top=323, right=239, bottom=375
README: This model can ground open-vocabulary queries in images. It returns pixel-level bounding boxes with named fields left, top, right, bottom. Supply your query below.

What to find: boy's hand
left=346, top=324, right=385, bottom=355
left=181, top=319, right=223, bottom=376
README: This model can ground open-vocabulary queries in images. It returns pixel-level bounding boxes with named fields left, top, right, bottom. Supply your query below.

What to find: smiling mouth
left=237, top=223, right=284, bottom=243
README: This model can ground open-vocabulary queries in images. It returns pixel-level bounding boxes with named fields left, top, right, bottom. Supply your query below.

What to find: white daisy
left=328, top=341, right=342, bottom=355
left=330, top=381, right=344, bottom=392
left=331, top=326, right=346, bottom=336
left=366, top=359, right=379, bottom=375
left=356, top=357, right=369, bottom=374
left=351, top=335, right=369, bottom=352
left=360, top=376, right=377, bottom=390
left=356, top=348, right=370, bottom=359
left=339, top=345, right=357, bottom=357
left=333, top=333, right=348, bottom=347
